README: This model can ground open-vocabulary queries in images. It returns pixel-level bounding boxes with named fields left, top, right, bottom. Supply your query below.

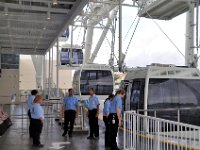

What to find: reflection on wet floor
left=0, top=104, right=123, bottom=150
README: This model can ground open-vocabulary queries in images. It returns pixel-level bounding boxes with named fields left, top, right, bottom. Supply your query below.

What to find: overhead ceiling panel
left=0, top=0, right=89, bottom=55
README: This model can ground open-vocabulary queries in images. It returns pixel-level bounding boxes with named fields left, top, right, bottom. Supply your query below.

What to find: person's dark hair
left=31, top=90, right=38, bottom=96
left=108, top=94, right=114, bottom=99
left=89, top=88, right=95, bottom=92
left=115, top=89, right=125, bottom=96
left=104, top=94, right=114, bottom=104
left=68, top=88, right=73, bottom=93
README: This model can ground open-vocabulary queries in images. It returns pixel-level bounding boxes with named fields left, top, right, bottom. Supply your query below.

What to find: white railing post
left=123, top=111, right=126, bottom=150
left=157, top=120, right=160, bottom=150
left=133, top=112, right=136, bottom=150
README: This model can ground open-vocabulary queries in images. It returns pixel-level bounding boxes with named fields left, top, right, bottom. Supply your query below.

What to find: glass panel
left=60, top=48, right=70, bottom=65
left=80, top=70, right=88, bottom=80
left=80, top=85, right=113, bottom=95
left=1, top=54, right=19, bottom=69
left=61, top=48, right=83, bottom=65
left=80, top=70, right=113, bottom=95
left=72, top=49, right=83, bottom=64
left=148, top=79, right=179, bottom=108
left=130, top=80, right=145, bottom=111
left=89, top=71, right=97, bottom=80
left=97, top=71, right=112, bottom=82
left=148, top=79, right=200, bottom=125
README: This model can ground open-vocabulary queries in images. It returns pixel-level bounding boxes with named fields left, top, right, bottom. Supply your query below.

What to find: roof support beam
left=0, top=26, right=57, bottom=34
left=0, top=2, right=70, bottom=14
left=0, top=44, right=47, bottom=49
left=0, top=48, right=46, bottom=55
left=0, top=18, right=62, bottom=24
left=20, top=0, right=75, bottom=5
left=0, top=33, right=52, bottom=40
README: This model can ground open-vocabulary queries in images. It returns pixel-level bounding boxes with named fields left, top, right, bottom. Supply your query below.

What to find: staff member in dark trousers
left=31, top=95, right=44, bottom=148
left=103, top=94, right=114, bottom=147
left=27, top=90, right=38, bottom=138
left=109, top=89, right=125, bottom=150
left=62, top=88, right=79, bottom=137
left=87, top=88, right=100, bottom=140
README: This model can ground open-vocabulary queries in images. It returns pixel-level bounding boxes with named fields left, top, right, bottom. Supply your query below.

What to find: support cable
left=146, top=11, right=185, bottom=58
left=123, top=14, right=138, bottom=42
left=123, top=17, right=141, bottom=62
left=135, top=0, right=185, bottom=58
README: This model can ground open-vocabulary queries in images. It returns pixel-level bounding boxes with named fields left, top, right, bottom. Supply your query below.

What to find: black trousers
left=31, top=119, right=43, bottom=145
left=103, top=116, right=110, bottom=146
left=28, top=109, right=33, bottom=138
left=88, top=109, right=99, bottom=137
left=64, top=110, right=76, bottom=136
left=108, top=113, right=119, bottom=150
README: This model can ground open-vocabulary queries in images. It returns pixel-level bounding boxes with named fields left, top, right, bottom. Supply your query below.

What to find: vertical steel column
left=84, top=21, right=94, bottom=64
left=51, top=47, right=54, bottom=92
left=70, top=25, right=74, bottom=65
left=48, top=49, right=51, bottom=99
left=43, top=55, right=46, bottom=91
left=56, top=39, right=60, bottom=97
left=185, top=3, right=195, bottom=67
left=0, top=51, right=1, bottom=69
left=119, top=0, right=123, bottom=72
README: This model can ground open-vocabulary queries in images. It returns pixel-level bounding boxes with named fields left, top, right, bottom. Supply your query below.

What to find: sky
left=93, top=2, right=187, bottom=68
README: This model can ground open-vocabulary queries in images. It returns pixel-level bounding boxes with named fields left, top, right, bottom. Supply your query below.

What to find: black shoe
left=111, top=147, right=120, bottom=150
left=37, top=144, right=44, bottom=148
left=62, top=132, right=67, bottom=137
left=32, top=144, right=44, bottom=148
left=87, top=136, right=94, bottom=140
left=68, top=134, right=72, bottom=138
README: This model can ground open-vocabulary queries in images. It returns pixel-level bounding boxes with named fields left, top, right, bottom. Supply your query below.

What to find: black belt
left=32, top=118, right=41, bottom=121
left=110, top=113, right=117, bottom=115
left=66, top=109, right=76, bottom=111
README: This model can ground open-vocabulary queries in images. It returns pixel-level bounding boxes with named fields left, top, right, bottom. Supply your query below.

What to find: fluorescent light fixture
left=47, top=11, right=51, bottom=20
left=4, top=7, right=8, bottom=16
left=52, top=0, right=58, bottom=5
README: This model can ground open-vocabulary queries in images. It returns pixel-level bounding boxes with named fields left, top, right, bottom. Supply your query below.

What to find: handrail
left=137, top=106, right=200, bottom=112
left=126, top=111, right=200, bottom=129
left=124, top=111, right=200, bottom=150
left=137, top=107, right=200, bottom=123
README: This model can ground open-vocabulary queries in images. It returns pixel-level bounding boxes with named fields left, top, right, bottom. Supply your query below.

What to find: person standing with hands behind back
left=27, top=90, right=38, bottom=138
left=62, top=88, right=79, bottom=137
left=87, top=88, right=100, bottom=140
left=109, top=89, right=125, bottom=150
left=31, top=95, right=44, bottom=148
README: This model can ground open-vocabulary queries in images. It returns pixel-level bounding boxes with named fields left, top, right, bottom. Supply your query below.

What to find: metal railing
left=124, top=111, right=200, bottom=150
left=137, top=107, right=200, bottom=123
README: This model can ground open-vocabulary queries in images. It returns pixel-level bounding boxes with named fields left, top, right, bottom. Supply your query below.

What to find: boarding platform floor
left=0, top=104, right=123, bottom=150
